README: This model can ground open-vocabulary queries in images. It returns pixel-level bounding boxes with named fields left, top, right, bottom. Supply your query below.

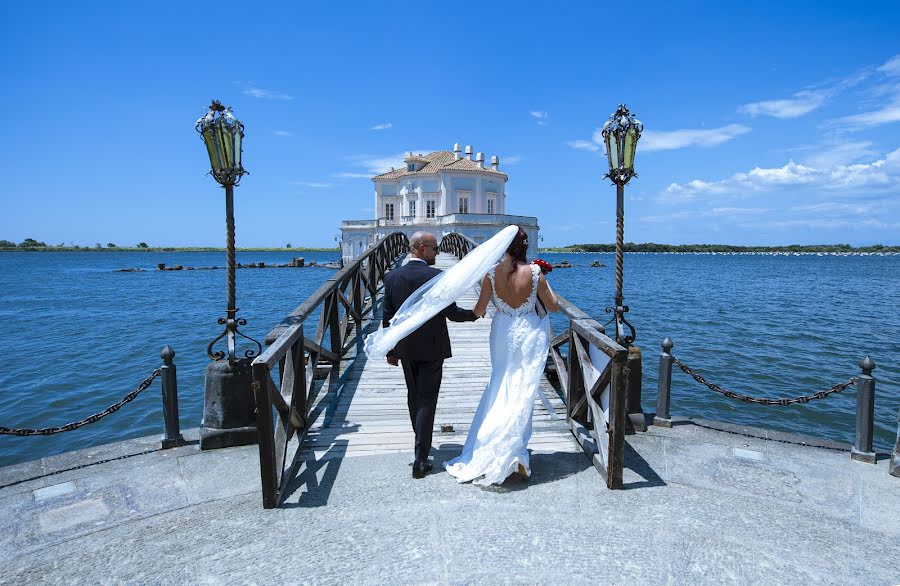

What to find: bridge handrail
left=251, top=232, right=409, bottom=508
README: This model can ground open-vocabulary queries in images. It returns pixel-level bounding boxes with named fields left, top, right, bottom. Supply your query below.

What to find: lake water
left=1, top=250, right=897, bottom=467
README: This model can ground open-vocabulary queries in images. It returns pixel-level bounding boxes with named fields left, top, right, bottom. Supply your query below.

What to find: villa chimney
left=453, top=143, right=461, bottom=160
left=465, top=145, right=473, bottom=160
left=476, top=152, right=484, bottom=168
left=491, top=155, right=499, bottom=170
left=405, top=151, right=413, bottom=159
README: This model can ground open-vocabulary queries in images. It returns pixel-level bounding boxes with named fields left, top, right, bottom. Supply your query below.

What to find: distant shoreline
left=0, top=246, right=340, bottom=253
left=540, top=243, right=900, bottom=254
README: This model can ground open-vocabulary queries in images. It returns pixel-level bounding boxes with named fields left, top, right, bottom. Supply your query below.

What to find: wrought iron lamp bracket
left=604, top=169, right=637, bottom=187
left=604, top=305, right=637, bottom=346
left=206, top=309, right=262, bottom=364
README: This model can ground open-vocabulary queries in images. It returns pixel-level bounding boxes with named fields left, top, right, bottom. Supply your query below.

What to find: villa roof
left=372, top=150, right=507, bottom=181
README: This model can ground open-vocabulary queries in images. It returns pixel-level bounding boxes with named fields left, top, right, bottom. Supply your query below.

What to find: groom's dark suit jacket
left=382, top=259, right=478, bottom=361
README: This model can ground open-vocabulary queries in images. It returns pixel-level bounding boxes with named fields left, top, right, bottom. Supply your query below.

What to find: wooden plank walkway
left=297, top=252, right=581, bottom=463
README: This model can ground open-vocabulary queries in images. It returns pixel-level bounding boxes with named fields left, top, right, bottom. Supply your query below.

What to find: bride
left=364, top=225, right=559, bottom=486
left=444, top=227, right=558, bottom=485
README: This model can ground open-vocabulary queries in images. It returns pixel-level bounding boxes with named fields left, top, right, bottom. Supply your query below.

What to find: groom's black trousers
left=401, top=358, right=443, bottom=463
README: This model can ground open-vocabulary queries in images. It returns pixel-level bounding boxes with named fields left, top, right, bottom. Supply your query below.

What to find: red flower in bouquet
left=532, top=258, right=553, bottom=274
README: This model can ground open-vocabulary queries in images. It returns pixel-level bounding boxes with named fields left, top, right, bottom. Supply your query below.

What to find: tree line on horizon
left=542, top=242, right=900, bottom=253
left=0, top=238, right=337, bottom=252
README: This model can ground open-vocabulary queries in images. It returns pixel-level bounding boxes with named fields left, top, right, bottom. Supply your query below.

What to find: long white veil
left=363, top=225, right=519, bottom=359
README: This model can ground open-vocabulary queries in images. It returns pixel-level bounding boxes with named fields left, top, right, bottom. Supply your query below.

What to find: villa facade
left=340, top=143, right=539, bottom=263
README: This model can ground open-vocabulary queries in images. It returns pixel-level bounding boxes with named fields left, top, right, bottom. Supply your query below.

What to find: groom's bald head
left=409, top=231, right=438, bottom=265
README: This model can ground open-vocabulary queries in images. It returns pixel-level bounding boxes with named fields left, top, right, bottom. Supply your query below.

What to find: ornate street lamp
left=601, top=104, right=643, bottom=346
left=195, top=100, right=261, bottom=365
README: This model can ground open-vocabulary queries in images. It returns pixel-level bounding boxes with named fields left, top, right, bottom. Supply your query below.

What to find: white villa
left=340, top=143, right=539, bottom=263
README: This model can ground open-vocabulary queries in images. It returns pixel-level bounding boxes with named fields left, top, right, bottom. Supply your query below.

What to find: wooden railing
left=251, top=232, right=409, bottom=508
left=440, top=231, right=629, bottom=489
left=439, top=232, right=477, bottom=259
left=547, top=297, right=628, bottom=489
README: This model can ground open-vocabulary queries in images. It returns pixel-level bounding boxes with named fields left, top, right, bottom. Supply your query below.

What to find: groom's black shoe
left=412, top=461, right=432, bottom=479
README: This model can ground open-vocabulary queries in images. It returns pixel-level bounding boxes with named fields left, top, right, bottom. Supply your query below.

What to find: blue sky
left=1, top=1, right=899, bottom=247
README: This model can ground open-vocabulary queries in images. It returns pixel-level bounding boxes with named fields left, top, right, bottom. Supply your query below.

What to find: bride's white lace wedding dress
left=444, top=262, right=551, bottom=485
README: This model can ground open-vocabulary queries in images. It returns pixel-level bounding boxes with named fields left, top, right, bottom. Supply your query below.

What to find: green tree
left=95, top=243, right=102, bottom=249
left=19, top=238, right=46, bottom=248
left=107, top=242, right=117, bottom=248
left=286, top=243, right=292, bottom=249
left=0, top=239, right=16, bottom=248
left=137, top=242, right=149, bottom=248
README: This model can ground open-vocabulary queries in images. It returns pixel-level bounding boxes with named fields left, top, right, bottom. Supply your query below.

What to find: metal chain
left=0, top=369, right=162, bottom=436
left=672, top=357, right=856, bottom=406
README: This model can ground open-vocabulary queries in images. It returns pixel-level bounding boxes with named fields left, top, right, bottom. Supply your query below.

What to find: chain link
left=0, top=369, right=162, bottom=436
left=672, top=357, right=856, bottom=406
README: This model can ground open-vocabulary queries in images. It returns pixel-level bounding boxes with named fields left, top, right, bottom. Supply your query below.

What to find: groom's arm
left=442, top=302, right=478, bottom=322
left=381, top=274, right=398, bottom=362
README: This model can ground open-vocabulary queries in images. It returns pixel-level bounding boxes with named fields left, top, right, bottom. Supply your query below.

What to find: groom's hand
left=386, top=356, right=399, bottom=367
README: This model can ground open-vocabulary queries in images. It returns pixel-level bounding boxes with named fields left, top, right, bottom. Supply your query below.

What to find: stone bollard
left=200, top=359, right=258, bottom=450
left=890, top=407, right=900, bottom=478
left=851, top=356, right=876, bottom=464
left=160, top=346, right=185, bottom=448
left=626, top=345, right=647, bottom=432
left=654, top=337, right=674, bottom=427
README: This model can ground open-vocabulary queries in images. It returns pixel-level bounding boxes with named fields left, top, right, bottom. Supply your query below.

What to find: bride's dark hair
left=506, top=227, right=528, bottom=274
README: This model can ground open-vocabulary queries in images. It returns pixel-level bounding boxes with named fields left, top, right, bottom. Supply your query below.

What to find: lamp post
left=195, top=100, right=261, bottom=364
left=601, top=104, right=643, bottom=346
left=195, top=99, right=260, bottom=450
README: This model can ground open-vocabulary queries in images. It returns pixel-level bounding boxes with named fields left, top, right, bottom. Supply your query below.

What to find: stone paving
left=1, top=419, right=897, bottom=585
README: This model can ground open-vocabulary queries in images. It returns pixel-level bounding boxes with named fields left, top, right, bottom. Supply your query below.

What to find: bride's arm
left=537, top=273, right=558, bottom=313
left=473, top=274, right=492, bottom=318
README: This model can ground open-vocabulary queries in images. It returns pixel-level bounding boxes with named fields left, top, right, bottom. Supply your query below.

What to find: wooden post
left=252, top=362, right=278, bottom=508
left=851, top=356, right=876, bottom=464
left=607, top=348, right=627, bottom=489
left=655, top=337, right=674, bottom=428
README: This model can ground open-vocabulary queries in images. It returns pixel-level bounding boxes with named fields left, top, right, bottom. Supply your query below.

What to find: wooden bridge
left=252, top=232, right=631, bottom=508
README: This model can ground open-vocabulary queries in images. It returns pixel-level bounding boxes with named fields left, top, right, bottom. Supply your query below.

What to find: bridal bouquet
left=532, top=258, right=553, bottom=274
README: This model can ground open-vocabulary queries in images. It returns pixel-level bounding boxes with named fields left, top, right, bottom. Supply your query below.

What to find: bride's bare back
left=473, top=256, right=558, bottom=317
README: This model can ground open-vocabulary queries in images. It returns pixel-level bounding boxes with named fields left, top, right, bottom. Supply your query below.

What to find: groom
left=382, top=231, right=479, bottom=478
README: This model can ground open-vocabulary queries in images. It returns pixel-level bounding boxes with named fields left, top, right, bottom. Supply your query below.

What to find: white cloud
left=566, top=139, right=600, bottom=152
left=530, top=111, right=548, bottom=126
left=241, top=86, right=293, bottom=100
left=739, top=90, right=829, bottom=118
left=370, top=122, right=393, bottom=131
left=877, top=54, right=900, bottom=76
left=502, top=155, right=523, bottom=165
left=274, top=130, right=292, bottom=137
left=344, top=150, right=433, bottom=175
left=640, top=207, right=772, bottom=223
left=291, top=181, right=333, bottom=188
left=834, top=98, right=900, bottom=128
left=638, top=124, right=751, bottom=152
left=658, top=147, right=900, bottom=203
left=332, top=172, right=372, bottom=179
left=798, top=141, right=876, bottom=168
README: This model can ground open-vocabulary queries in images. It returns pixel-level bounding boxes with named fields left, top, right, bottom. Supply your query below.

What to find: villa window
left=486, top=198, right=494, bottom=214
left=409, top=201, right=416, bottom=217
left=385, top=203, right=394, bottom=221
left=426, top=200, right=435, bottom=219
left=458, top=196, right=469, bottom=214
left=407, top=163, right=415, bottom=172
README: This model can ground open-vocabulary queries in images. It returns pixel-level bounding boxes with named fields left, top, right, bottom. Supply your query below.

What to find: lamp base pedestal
left=200, top=359, right=258, bottom=450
